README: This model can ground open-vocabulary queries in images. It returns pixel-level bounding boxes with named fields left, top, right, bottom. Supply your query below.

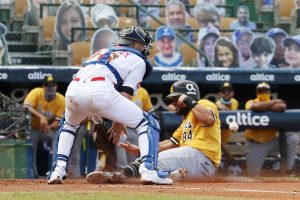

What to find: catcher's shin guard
left=136, top=112, right=160, bottom=171
left=50, top=117, right=80, bottom=180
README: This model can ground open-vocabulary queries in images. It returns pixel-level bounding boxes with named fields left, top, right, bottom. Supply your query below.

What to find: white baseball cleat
left=47, top=166, right=66, bottom=184
left=139, top=163, right=173, bottom=185
left=140, top=170, right=173, bottom=185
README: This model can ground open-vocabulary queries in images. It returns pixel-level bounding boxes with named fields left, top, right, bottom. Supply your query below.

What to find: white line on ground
left=94, top=184, right=300, bottom=195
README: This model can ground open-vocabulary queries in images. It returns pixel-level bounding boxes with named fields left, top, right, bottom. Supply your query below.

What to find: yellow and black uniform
left=170, top=99, right=221, bottom=167
left=132, top=87, right=153, bottom=112
left=216, top=98, right=239, bottom=143
left=24, top=88, right=65, bottom=129
left=244, top=98, right=277, bottom=143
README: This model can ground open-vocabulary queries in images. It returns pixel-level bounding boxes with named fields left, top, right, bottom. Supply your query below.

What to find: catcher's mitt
left=92, top=119, right=114, bottom=152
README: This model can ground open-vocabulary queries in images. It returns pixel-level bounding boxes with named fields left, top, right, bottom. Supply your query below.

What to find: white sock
left=56, top=131, right=75, bottom=169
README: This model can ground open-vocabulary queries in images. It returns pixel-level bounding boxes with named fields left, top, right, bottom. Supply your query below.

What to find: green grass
left=0, top=192, right=245, bottom=200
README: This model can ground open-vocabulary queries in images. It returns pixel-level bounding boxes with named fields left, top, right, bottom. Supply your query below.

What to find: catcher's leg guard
left=48, top=117, right=80, bottom=184
left=136, top=112, right=160, bottom=170
left=136, top=113, right=173, bottom=185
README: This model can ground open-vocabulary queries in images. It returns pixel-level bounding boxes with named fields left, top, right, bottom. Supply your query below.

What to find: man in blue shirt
left=230, top=5, right=256, bottom=30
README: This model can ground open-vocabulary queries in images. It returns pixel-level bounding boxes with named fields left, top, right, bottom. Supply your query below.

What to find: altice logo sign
left=225, top=112, right=270, bottom=126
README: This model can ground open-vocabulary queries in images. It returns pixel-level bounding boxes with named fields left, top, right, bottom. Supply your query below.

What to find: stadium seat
left=13, top=0, right=28, bottom=20
left=178, top=43, right=198, bottom=67
left=119, top=0, right=135, bottom=17
left=117, top=16, right=138, bottom=28
left=274, top=0, right=294, bottom=25
left=220, top=17, right=237, bottom=30
left=189, top=0, right=197, bottom=6
left=187, top=17, right=199, bottom=42
left=147, top=16, right=166, bottom=29
left=159, top=0, right=167, bottom=16
left=86, top=17, right=95, bottom=41
left=68, top=41, right=91, bottom=66
left=39, top=16, right=56, bottom=44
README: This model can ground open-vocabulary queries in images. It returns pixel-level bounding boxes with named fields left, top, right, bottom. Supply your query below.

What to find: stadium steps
left=7, top=41, right=37, bottom=53
left=5, top=32, right=22, bottom=42
left=10, top=52, right=52, bottom=65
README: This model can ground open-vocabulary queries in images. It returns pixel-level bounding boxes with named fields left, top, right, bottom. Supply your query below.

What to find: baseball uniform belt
left=73, top=77, right=105, bottom=82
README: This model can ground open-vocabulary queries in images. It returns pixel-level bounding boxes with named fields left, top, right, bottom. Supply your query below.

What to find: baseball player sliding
left=86, top=80, right=222, bottom=183
left=47, top=26, right=172, bottom=185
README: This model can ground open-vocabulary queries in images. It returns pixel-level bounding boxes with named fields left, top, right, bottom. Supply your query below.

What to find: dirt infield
left=1, top=177, right=300, bottom=199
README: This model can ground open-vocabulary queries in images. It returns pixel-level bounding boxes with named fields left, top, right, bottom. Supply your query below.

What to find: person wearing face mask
left=23, top=75, right=65, bottom=178
left=244, top=82, right=299, bottom=176
left=215, top=82, right=242, bottom=176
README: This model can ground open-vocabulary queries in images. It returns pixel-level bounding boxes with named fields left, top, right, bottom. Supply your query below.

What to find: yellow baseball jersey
left=24, top=88, right=65, bottom=129
left=244, top=98, right=277, bottom=143
left=170, top=99, right=221, bottom=167
left=215, top=98, right=239, bottom=143
left=132, top=87, right=153, bottom=112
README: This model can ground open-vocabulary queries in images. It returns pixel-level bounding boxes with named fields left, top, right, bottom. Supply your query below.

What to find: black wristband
left=183, top=96, right=198, bottom=111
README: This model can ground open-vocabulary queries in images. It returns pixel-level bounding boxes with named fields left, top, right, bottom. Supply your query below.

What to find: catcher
left=47, top=26, right=172, bottom=185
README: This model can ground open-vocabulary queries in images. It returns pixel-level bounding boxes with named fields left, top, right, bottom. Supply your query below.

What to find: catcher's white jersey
left=75, top=48, right=146, bottom=93
left=64, top=48, right=149, bottom=129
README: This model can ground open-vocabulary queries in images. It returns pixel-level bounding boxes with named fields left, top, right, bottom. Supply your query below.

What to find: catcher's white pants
left=55, top=78, right=149, bottom=170
left=65, top=79, right=144, bottom=127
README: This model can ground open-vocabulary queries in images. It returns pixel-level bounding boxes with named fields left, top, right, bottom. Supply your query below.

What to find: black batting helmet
left=166, top=80, right=200, bottom=100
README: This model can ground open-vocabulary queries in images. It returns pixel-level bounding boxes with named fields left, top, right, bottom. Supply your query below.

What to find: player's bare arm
left=119, top=141, right=140, bottom=155
left=120, top=139, right=177, bottom=155
left=159, top=140, right=177, bottom=152
left=250, top=100, right=277, bottom=111
left=24, top=104, right=48, bottom=130
left=49, top=120, right=60, bottom=131
left=270, top=99, right=286, bottom=112
left=178, top=94, right=215, bottom=126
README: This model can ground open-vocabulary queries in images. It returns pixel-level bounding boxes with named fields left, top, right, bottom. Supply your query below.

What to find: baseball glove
left=92, top=119, right=113, bottom=152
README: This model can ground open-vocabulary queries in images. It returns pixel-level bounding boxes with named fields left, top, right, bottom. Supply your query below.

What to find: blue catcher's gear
left=140, top=112, right=160, bottom=170
left=47, top=115, right=80, bottom=183
left=83, top=46, right=153, bottom=89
